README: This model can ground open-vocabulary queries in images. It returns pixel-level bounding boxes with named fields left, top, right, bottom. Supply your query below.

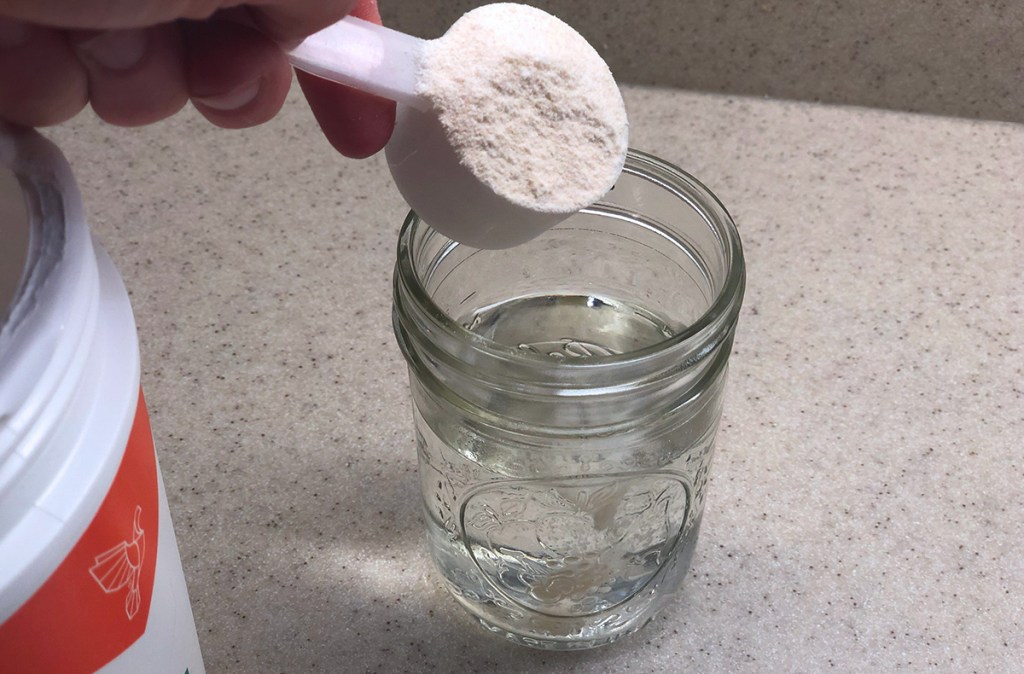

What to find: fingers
left=0, top=1, right=246, bottom=30
left=182, top=20, right=291, bottom=129
left=0, top=18, right=88, bottom=126
left=295, top=0, right=395, bottom=158
left=296, top=74, right=395, bottom=159
left=72, top=25, right=189, bottom=126
left=0, top=0, right=394, bottom=156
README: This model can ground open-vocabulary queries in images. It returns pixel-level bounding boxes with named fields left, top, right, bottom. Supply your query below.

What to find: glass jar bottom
left=428, top=512, right=703, bottom=650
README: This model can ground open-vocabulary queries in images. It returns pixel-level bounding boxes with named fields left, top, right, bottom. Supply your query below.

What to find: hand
left=0, top=0, right=395, bottom=157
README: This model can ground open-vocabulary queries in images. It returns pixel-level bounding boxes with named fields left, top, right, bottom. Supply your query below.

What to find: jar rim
left=394, top=149, right=745, bottom=379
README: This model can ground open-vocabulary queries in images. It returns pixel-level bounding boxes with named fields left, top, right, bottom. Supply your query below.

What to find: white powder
left=417, top=3, right=629, bottom=213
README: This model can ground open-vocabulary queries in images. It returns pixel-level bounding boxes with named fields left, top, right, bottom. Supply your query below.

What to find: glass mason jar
left=392, top=150, right=745, bottom=649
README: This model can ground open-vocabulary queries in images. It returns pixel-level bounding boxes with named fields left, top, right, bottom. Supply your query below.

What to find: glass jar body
left=393, top=151, right=745, bottom=649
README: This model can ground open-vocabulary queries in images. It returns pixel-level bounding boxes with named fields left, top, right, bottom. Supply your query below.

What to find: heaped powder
left=417, top=3, right=629, bottom=213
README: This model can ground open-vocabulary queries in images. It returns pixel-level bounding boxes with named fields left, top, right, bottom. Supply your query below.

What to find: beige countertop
left=48, top=85, right=1023, bottom=672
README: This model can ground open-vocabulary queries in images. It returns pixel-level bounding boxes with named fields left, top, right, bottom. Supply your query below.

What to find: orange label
left=0, top=390, right=160, bottom=672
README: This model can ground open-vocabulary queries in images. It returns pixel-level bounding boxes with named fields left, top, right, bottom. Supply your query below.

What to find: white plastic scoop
left=287, top=16, right=573, bottom=248
left=286, top=17, right=426, bottom=111
left=284, top=17, right=565, bottom=247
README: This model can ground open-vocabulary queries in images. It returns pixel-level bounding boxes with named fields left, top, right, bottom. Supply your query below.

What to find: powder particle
left=417, top=3, right=629, bottom=213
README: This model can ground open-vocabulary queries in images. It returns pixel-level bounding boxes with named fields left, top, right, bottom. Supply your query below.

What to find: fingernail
left=77, top=29, right=147, bottom=71
left=194, top=80, right=261, bottom=111
left=0, top=18, right=32, bottom=49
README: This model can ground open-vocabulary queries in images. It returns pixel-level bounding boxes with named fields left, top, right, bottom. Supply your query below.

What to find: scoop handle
left=286, top=16, right=425, bottom=108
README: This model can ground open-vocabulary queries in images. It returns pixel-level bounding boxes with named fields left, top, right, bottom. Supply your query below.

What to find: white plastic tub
left=0, top=124, right=204, bottom=673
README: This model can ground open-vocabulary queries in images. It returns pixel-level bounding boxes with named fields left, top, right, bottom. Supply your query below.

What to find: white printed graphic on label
left=89, top=505, right=146, bottom=619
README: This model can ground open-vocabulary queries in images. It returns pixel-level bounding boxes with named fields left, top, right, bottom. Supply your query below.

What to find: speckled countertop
left=47, top=86, right=1023, bottom=672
